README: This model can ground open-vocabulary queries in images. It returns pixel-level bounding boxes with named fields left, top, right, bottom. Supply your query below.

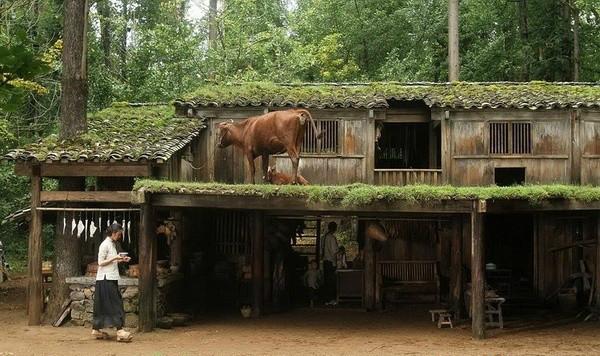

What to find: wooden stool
left=429, top=309, right=448, bottom=322
left=437, top=312, right=453, bottom=328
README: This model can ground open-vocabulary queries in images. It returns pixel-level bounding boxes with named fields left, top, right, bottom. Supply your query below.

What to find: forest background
left=1, top=0, right=600, bottom=268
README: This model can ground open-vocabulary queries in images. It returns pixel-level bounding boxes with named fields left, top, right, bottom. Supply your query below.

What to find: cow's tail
left=299, top=109, right=323, bottom=139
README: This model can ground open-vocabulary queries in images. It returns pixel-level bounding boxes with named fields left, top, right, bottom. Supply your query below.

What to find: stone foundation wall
left=66, top=277, right=139, bottom=328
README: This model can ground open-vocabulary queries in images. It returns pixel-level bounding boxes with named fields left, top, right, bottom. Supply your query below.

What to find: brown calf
left=266, top=166, right=309, bottom=185
left=216, top=109, right=320, bottom=184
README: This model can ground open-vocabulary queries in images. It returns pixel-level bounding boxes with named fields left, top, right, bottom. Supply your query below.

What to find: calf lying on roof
left=266, top=166, right=309, bottom=185
left=216, top=109, right=320, bottom=184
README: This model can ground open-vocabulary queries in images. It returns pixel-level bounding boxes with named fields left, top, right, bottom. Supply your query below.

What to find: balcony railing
left=374, top=169, right=443, bottom=186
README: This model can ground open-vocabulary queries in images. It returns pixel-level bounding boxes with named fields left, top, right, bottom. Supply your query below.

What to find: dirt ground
left=2, top=276, right=600, bottom=356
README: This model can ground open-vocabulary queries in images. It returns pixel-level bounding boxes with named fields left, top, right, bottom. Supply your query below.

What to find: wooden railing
left=374, top=169, right=443, bottom=186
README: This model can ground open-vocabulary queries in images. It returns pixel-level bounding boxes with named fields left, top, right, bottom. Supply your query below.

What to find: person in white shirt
left=321, top=222, right=339, bottom=306
left=92, top=223, right=133, bottom=342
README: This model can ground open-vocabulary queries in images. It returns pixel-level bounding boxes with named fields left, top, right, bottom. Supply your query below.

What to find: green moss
left=133, top=180, right=600, bottom=206
left=181, top=81, right=600, bottom=108
left=6, top=103, right=204, bottom=162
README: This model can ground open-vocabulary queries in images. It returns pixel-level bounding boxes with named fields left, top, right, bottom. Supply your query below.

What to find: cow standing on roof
left=216, top=109, right=321, bottom=184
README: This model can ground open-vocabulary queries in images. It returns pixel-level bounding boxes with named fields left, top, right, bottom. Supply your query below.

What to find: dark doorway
left=375, top=123, right=430, bottom=169
left=494, top=167, right=526, bottom=186
left=485, top=214, right=534, bottom=301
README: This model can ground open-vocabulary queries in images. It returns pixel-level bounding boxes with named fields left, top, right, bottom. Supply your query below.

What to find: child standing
left=303, top=260, right=322, bottom=308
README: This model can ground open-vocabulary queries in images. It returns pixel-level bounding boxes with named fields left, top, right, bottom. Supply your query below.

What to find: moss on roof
left=134, top=180, right=600, bottom=207
left=177, top=81, right=600, bottom=110
left=4, top=103, right=205, bottom=163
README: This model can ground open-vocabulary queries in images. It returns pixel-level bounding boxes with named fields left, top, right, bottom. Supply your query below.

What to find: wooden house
left=4, top=82, right=600, bottom=339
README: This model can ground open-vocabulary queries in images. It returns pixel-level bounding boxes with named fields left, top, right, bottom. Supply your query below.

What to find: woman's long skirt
left=92, top=278, right=124, bottom=329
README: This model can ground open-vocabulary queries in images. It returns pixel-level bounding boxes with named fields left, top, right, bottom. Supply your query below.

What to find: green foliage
left=134, top=180, right=600, bottom=206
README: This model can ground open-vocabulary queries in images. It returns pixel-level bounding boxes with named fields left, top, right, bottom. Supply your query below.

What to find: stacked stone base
left=66, top=277, right=139, bottom=329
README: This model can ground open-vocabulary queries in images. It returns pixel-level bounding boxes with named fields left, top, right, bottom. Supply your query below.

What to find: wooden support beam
left=363, top=224, right=376, bottom=310
left=596, top=213, right=600, bottom=306
left=27, top=166, right=43, bottom=325
left=252, top=211, right=264, bottom=317
left=151, top=193, right=475, bottom=214
left=471, top=202, right=486, bottom=339
left=138, top=199, right=156, bottom=332
left=40, top=191, right=133, bottom=203
left=14, top=162, right=151, bottom=177
left=450, top=217, right=463, bottom=319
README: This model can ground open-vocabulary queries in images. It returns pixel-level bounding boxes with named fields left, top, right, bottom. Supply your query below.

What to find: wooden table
left=336, top=269, right=363, bottom=304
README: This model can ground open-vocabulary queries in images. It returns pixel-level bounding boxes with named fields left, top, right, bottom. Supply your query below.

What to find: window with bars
left=302, top=120, right=339, bottom=154
left=489, top=122, right=532, bottom=155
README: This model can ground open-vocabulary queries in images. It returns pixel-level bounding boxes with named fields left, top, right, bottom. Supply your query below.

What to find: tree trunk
left=44, top=178, right=85, bottom=323
left=97, top=0, right=112, bottom=69
left=59, top=0, right=88, bottom=140
left=572, top=2, right=580, bottom=82
left=209, top=0, right=218, bottom=49
left=448, top=0, right=460, bottom=81
left=119, top=0, right=128, bottom=79
left=517, top=0, right=529, bottom=81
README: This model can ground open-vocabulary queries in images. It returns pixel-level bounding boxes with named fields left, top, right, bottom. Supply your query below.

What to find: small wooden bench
left=376, top=260, right=440, bottom=306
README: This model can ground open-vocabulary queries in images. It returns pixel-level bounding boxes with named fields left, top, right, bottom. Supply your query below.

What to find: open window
left=375, top=123, right=430, bottom=169
left=494, top=167, right=526, bottom=186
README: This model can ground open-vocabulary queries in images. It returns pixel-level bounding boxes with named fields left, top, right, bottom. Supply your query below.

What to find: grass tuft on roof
left=179, top=81, right=600, bottom=109
left=134, top=180, right=600, bottom=207
left=4, top=103, right=204, bottom=163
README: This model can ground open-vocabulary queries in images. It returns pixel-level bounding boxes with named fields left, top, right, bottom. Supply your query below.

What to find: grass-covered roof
left=177, top=81, right=600, bottom=110
left=4, top=103, right=205, bottom=163
left=134, top=180, right=600, bottom=207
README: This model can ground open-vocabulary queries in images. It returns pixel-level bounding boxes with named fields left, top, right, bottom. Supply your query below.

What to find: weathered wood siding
left=449, top=110, right=572, bottom=185
left=196, top=108, right=369, bottom=185
left=534, top=212, right=598, bottom=298
left=581, top=111, right=600, bottom=185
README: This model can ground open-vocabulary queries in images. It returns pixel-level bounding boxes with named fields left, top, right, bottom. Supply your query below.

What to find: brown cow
left=266, top=166, right=309, bottom=185
left=216, top=109, right=320, bottom=184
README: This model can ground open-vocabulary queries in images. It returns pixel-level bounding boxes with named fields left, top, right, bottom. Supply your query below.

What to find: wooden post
left=138, top=198, right=156, bottom=332
left=450, top=216, right=463, bottom=319
left=315, top=218, right=321, bottom=263
left=570, top=110, right=581, bottom=184
left=440, top=111, right=452, bottom=184
left=471, top=201, right=486, bottom=339
left=596, top=214, right=600, bottom=306
left=365, top=110, right=376, bottom=185
left=27, top=165, right=43, bottom=325
left=169, top=209, right=183, bottom=268
left=252, top=211, right=264, bottom=317
left=363, top=223, right=375, bottom=310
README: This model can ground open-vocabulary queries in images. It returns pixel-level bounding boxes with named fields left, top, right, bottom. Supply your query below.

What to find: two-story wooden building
left=4, top=82, right=600, bottom=339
